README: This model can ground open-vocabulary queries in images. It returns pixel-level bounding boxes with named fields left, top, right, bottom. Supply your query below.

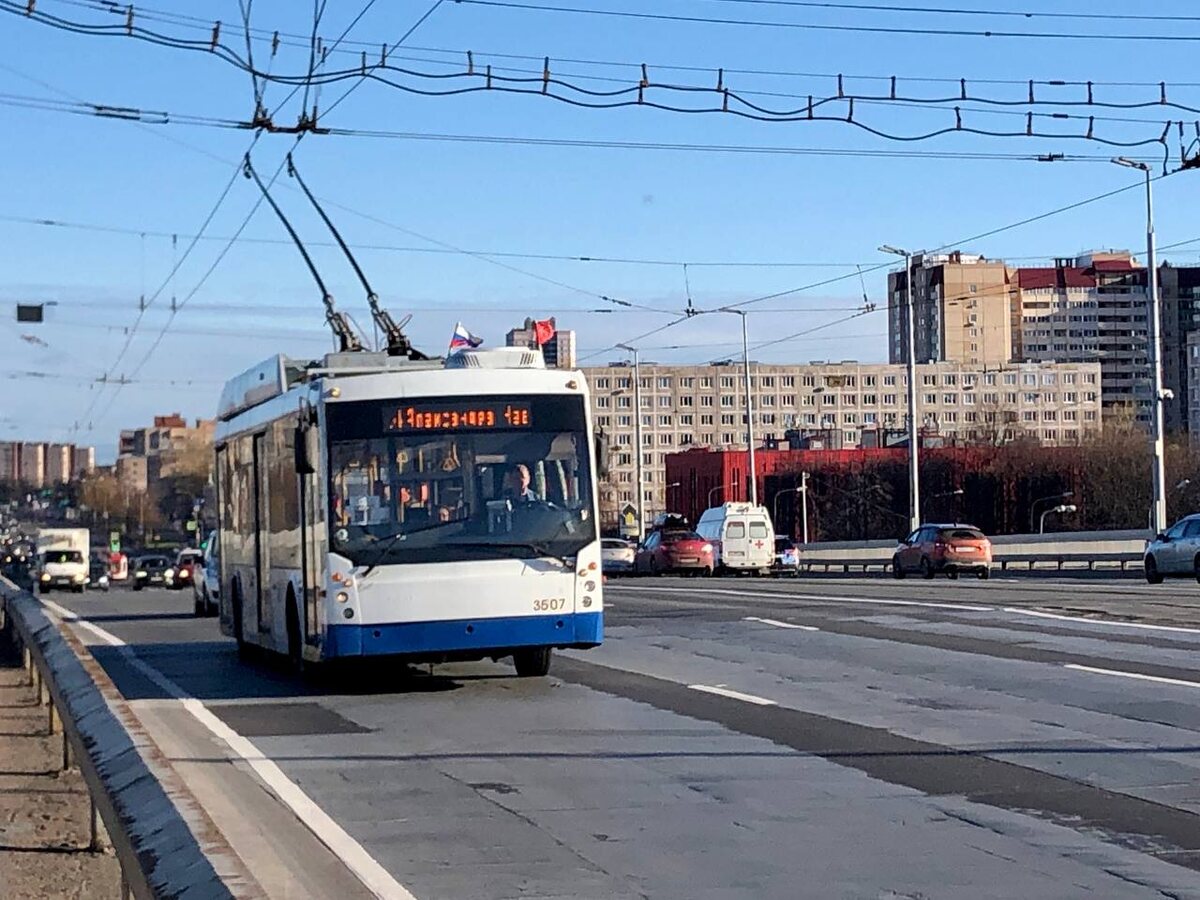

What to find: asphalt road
left=36, top=574, right=1200, bottom=900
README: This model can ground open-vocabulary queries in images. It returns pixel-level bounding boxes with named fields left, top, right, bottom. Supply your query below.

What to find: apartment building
left=1188, top=332, right=1200, bottom=446
left=887, top=249, right=1200, bottom=431
left=117, top=414, right=215, bottom=492
left=888, top=252, right=1012, bottom=368
left=0, top=440, right=95, bottom=488
left=505, top=318, right=578, bottom=369
left=583, top=359, right=1102, bottom=528
left=1014, top=252, right=1151, bottom=420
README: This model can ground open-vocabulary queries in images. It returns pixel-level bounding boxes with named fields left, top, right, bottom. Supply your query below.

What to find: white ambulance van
left=696, top=503, right=774, bottom=575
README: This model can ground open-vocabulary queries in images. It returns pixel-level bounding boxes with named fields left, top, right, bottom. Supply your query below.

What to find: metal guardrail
left=0, top=578, right=258, bottom=899
left=793, top=530, right=1148, bottom=574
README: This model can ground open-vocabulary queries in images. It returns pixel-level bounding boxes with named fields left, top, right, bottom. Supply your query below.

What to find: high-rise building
left=1012, top=252, right=1150, bottom=420
left=1158, top=263, right=1200, bottom=433
left=1187, top=331, right=1200, bottom=446
left=888, top=252, right=1012, bottom=368
left=583, top=359, right=1102, bottom=529
left=0, top=441, right=96, bottom=488
left=115, top=413, right=215, bottom=491
left=505, top=318, right=577, bottom=369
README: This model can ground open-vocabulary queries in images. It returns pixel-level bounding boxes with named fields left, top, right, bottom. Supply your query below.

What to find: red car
left=635, top=530, right=715, bottom=577
left=892, top=523, right=992, bottom=580
left=170, top=548, right=205, bottom=591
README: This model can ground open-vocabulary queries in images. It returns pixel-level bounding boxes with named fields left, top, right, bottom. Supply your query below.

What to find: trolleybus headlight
left=582, top=597, right=593, bottom=608
left=342, top=608, right=354, bottom=619
left=585, top=581, right=597, bottom=592
left=335, top=591, right=349, bottom=603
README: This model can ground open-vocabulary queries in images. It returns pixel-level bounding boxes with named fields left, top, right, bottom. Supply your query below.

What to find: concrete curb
left=1, top=579, right=265, bottom=899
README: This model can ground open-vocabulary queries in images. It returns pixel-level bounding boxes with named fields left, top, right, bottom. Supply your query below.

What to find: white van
left=696, top=503, right=774, bottom=575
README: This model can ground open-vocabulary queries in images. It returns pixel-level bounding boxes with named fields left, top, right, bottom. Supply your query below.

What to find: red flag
left=533, top=318, right=556, bottom=346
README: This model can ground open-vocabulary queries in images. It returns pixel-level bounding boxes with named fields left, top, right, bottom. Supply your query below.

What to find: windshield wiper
left=450, top=540, right=573, bottom=568
left=359, top=516, right=472, bottom=574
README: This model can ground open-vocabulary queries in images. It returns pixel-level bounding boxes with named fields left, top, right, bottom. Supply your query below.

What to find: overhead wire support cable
left=285, top=151, right=427, bottom=359
left=449, top=0, right=1200, bottom=43
left=242, top=153, right=361, bottom=352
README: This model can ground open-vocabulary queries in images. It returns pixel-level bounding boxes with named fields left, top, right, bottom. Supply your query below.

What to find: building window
left=721, top=414, right=735, bottom=425
left=659, top=434, right=674, bottom=445
left=596, top=377, right=610, bottom=389
left=782, top=376, right=795, bottom=387
left=659, top=396, right=672, bottom=408
left=782, top=394, right=796, bottom=407
left=1004, top=374, right=1018, bottom=385
left=1023, top=374, right=1037, bottom=386
left=923, top=374, right=937, bottom=386
left=701, top=414, right=714, bottom=425
left=863, top=375, right=877, bottom=387
left=943, top=394, right=957, bottom=405
left=721, top=376, right=736, bottom=389
left=963, top=393, right=976, bottom=405
left=658, top=377, right=672, bottom=389
left=943, top=374, right=957, bottom=386
left=803, top=375, right=815, bottom=387
left=700, top=396, right=714, bottom=407
left=680, top=377, right=694, bottom=388
left=701, top=376, right=713, bottom=388
left=761, top=376, right=775, bottom=388
left=862, top=394, right=877, bottom=405
left=802, top=395, right=816, bottom=406
left=924, top=393, right=937, bottom=405
left=720, top=395, right=735, bottom=408
left=680, top=395, right=694, bottom=407
left=596, top=396, right=610, bottom=408
left=883, top=393, right=897, bottom=405
left=1024, top=392, right=1039, bottom=404
left=984, top=373, right=997, bottom=386
left=658, top=415, right=672, bottom=426
left=884, top=375, right=897, bottom=386
left=822, top=394, right=837, bottom=406
left=617, top=396, right=631, bottom=409
left=761, top=395, right=776, bottom=407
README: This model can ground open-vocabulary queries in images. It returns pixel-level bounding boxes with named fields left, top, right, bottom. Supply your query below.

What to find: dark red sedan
left=634, top=530, right=715, bottom=577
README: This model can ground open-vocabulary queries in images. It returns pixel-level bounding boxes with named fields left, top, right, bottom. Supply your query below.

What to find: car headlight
left=73, top=573, right=87, bottom=583
left=40, top=573, right=50, bottom=581
left=702, top=544, right=713, bottom=553
left=178, top=569, right=189, bottom=578
left=135, top=570, right=147, bottom=578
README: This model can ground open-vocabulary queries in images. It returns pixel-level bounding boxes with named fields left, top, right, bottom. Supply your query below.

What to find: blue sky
left=4, top=0, right=1200, bottom=461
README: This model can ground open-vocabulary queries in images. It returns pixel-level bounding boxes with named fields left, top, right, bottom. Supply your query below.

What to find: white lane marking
left=40, top=597, right=419, bottom=900
left=688, top=684, right=777, bottom=706
left=742, top=616, right=819, bottom=632
left=612, top=584, right=993, bottom=613
left=1005, top=607, right=1200, bottom=636
left=1065, top=663, right=1200, bottom=690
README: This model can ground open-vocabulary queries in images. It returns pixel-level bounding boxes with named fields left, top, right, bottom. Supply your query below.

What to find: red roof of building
left=1016, top=267, right=1096, bottom=290
left=1091, top=258, right=1138, bottom=272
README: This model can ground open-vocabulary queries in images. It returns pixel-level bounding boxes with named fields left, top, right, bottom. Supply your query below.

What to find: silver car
left=1143, top=514, right=1200, bottom=583
left=601, top=538, right=636, bottom=576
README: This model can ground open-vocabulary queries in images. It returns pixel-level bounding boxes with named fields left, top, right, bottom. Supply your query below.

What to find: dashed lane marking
left=743, top=616, right=819, bottom=632
left=687, top=684, right=777, bottom=706
left=40, top=598, right=419, bottom=900
left=611, top=584, right=994, bottom=613
left=1005, top=607, right=1200, bottom=636
left=1065, top=663, right=1200, bottom=690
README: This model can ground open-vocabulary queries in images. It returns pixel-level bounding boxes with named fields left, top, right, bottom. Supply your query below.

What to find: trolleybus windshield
left=326, top=395, right=595, bottom=565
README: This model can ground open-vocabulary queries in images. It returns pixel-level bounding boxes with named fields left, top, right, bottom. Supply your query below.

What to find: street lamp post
left=1030, top=490, right=1074, bottom=535
left=773, top=486, right=799, bottom=531
left=1040, top=503, right=1078, bottom=534
left=616, top=343, right=645, bottom=537
left=771, top=472, right=810, bottom=543
left=880, top=245, right=921, bottom=531
left=1113, top=157, right=1167, bottom=535
left=719, top=308, right=757, bottom=505
left=708, top=484, right=726, bottom=507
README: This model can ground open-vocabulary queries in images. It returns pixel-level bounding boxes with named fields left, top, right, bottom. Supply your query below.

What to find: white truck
left=36, top=528, right=90, bottom=594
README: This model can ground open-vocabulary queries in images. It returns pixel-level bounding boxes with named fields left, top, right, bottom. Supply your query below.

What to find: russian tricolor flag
left=448, top=321, right=483, bottom=353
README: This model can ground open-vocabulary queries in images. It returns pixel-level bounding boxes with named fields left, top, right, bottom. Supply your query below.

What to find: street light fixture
left=708, top=484, right=726, bottom=506
left=879, top=244, right=921, bottom=531
left=616, top=343, right=645, bottom=537
left=1112, top=156, right=1167, bottom=535
left=717, top=307, right=757, bottom=505
left=1030, top=490, right=1073, bottom=534
left=1040, top=503, right=1078, bottom=534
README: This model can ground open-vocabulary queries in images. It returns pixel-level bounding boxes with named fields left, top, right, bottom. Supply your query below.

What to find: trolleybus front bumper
left=323, top=610, right=603, bottom=660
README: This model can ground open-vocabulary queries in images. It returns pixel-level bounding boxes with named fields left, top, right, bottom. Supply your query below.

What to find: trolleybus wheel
left=513, top=647, right=552, bottom=677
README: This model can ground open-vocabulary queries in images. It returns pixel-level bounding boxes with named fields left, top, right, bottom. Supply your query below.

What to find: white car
left=1143, top=514, right=1200, bottom=583
left=601, top=538, right=636, bottom=575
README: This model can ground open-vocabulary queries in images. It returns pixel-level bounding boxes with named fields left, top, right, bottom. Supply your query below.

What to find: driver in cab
left=504, top=464, right=540, bottom=503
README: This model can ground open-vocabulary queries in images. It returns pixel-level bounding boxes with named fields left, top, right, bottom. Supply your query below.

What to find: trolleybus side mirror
left=595, top=433, right=611, bottom=478
left=294, top=424, right=317, bottom=475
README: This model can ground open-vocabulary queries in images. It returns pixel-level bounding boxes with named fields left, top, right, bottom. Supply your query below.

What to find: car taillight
left=934, top=541, right=947, bottom=551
